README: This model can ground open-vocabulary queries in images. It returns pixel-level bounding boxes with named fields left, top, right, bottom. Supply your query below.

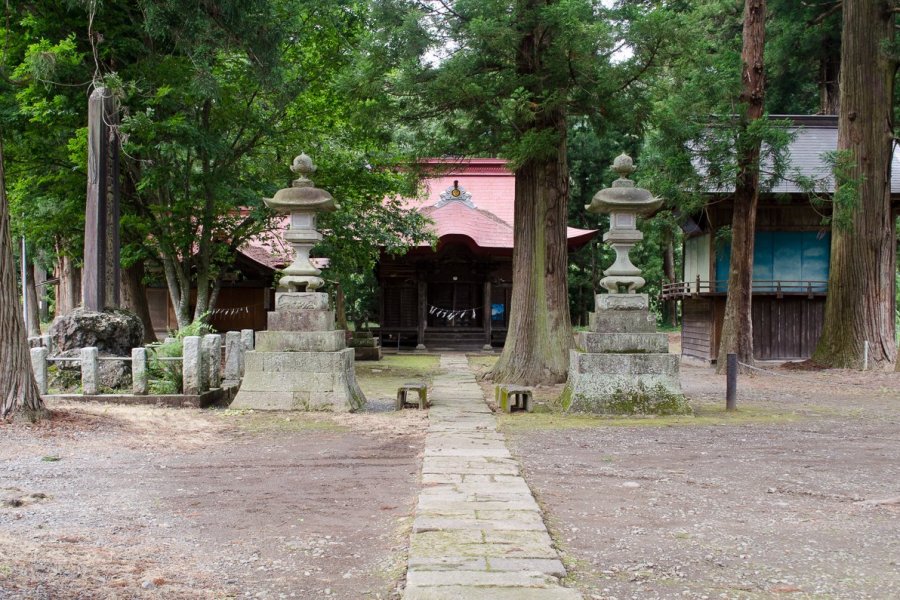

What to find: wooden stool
left=495, top=384, right=534, bottom=413
left=396, top=382, right=428, bottom=410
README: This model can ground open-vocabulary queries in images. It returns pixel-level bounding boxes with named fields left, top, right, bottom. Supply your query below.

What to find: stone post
left=132, top=347, right=148, bottom=395
left=81, top=346, right=99, bottom=395
left=224, top=331, right=243, bottom=381
left=30, top=347, right=48, bottom=395
left=182, top=336, right=202, bottom=395
left=83, top=86, right=120, bottom=311
left=241, top=329, right=254, bottom=351
left=203, top=334, right=222, bottom=389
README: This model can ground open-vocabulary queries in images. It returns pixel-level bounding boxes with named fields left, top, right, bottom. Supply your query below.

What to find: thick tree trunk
left=55, top=251, right=81, bottom=317
left=815, top=0, right=897, bottom=369
left=122, top=262, right=157, bottom=343
left=489, top=0, right=573, bottom=384
left=0, top=139, right=46, bottom=421
left=716, top=0, right=766, bottom=373
left=491, top=148, right=573, bottom=384
left=34, top=264, right=50, bottom=322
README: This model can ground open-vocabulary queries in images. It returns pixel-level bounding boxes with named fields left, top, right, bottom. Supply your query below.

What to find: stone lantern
left=231, top=154, right=365, bottom=412
left=564, top=154, right=684, bottom=413
left=589, top=153, right=662, bottom=301
left=266, top=153, right=334, bottom=292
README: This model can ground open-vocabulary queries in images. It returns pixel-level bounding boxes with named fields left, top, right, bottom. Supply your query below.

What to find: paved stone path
left=402, top=355, right=582, bottom=600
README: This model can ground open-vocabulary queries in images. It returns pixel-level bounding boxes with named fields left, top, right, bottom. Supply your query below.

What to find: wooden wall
left=682, top=298, right=714, bottom=361
left=752, top=296, right=825, bottom=360
left=681, top=295, right=826, bottom=362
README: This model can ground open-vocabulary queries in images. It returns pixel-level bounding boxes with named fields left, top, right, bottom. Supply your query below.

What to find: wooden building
left=377, top=158, right=596, bottom=350
left=145, top=246, right=282, bottom=337
left=661, top=115, right=900, bottom=362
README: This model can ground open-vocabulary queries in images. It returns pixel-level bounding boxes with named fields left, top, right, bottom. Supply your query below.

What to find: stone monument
left=231, top=154, right=365, bottom=411
left=565, top=154, right=684, bottom=413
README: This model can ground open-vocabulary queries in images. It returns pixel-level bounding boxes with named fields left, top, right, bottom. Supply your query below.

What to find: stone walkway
left=402, top=355, right=582, bottom=599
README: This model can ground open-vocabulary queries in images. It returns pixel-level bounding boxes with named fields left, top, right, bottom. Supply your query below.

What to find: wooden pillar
left=482, top=280, right=492, bottom=351
left=83, top=86, right=120, bottom=311
left=416, top=280, right=427, bottom=350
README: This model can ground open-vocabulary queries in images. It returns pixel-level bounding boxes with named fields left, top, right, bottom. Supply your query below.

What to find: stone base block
left=275, top=292, right=329, bottom=311
left=267, top=309, right=334, bottom=332
left=231, top=348, right=365, bottom=411
left=576, top=332, right=669, bottom=354
left=354, top=346, right=383, bottom=361
left=566, top=350, right=684, bottom=414
left=596, top=293, right=649, bottom=311
left=571, top=351, right=679, bottom=376
left=255, top=330, right=346, bottom=352
left=349, top=336, right=378, bottom=348
left=588, top=309, right=656, bottom=333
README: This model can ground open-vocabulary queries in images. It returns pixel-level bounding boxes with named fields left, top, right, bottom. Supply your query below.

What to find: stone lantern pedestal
left=231, top=155, right=365, bottom=411
left=565, top=155, right=683, bottom=412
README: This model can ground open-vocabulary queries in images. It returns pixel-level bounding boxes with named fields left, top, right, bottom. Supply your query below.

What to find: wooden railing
left=660, top=277, right=828, bottom=300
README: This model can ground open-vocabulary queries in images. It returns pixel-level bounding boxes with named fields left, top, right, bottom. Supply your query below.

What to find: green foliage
left=147, top=318, right=215, bottom=394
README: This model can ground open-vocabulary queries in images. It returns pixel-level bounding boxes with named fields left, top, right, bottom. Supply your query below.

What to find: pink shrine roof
left=406, top=158, right=596, bottom=251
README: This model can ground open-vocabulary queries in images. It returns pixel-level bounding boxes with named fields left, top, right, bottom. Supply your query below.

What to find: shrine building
left=375, top=158, right=596, bottom=351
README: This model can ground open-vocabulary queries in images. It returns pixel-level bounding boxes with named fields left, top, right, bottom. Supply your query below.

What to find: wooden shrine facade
left=375, top=158, right=595, bottom=350
left=378, top=243, right=513, bottom=350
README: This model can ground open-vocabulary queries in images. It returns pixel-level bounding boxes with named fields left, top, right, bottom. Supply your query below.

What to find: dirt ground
left=504, top=362, right=900, bottom=600
left=0, top=394, right=427, bottom=599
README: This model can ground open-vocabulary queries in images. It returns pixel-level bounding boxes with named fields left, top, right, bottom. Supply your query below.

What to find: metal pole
left=726, top=353, right=737, bottom=411
left=863, top=340, right=869, bottom=371
left=21, top=235, right=28, bottom=329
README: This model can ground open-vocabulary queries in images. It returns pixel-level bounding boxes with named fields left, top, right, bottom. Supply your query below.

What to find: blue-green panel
left=753, top=232, right=775, bottom=290
left=715, top=242, right=730, bottom=292
left=801, top=231, right=830, bottom=291
left=772, top=232, right=803, bottom=291
left=714, top=230, right=830, bottom=293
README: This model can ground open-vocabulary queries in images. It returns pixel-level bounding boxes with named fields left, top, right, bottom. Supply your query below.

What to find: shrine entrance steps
left=402, top=354, right=582, bottom=599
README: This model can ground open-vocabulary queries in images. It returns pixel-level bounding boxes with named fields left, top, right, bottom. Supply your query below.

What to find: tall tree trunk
left=55, top=251, right=81, bottom=317
left=490, top=0, right=573, bottom=384
left=0, top=138, right=46, bottom=422
left=815, top=0, right=897, bottom=369
left=161, top=252, right=191, bottom=329
left=122, top=262, right=157, bottom=343
left=491, top=146, right=572, bottom=384
left=716, top=0, right=766, bottom=373
left=25, top=261, right=41, bottom=336
left=663, top=228, right=677, bottom=327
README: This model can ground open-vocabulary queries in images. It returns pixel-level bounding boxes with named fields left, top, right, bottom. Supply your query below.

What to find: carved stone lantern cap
left=264, top=153, right=337, bottom=213
left=585, top=153, right=662, bottom=217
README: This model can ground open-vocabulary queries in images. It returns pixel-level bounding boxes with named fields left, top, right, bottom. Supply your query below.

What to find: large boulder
left=50, top=308, right=144, bottom=355
left=48, top=309, right=143, bottom=392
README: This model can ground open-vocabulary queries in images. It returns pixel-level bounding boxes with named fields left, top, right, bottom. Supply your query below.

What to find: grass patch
left=356, top=354, right=442, bottom=401
left=215, top=409, right=349, bottom=434
left=499, top=404, right=804, bottom=432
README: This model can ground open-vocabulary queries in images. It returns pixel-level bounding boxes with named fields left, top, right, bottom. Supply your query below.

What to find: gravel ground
left=0, top=402, right=427, bottom=600
left=507, top=363, right=900, bottom=600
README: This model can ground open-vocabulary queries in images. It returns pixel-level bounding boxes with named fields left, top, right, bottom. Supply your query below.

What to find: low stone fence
left=30, top=329, right=255, bottom=402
